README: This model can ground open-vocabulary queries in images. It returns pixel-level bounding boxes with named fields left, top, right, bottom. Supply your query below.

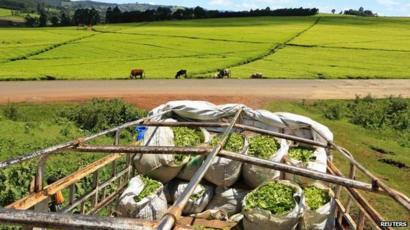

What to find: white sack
left=286, top=146, right=327, bottom=185
left=117, top=176, right=167, bottom=220
left=204, top=134, right=248, bottom=187
left=167, top=180, right=214, bottom=215
left=205, top=187, right=249, bottom=219
left=242, top=138, right=289, bottom=188
left=242, top=180, right=304, bottom=230
left=133, top=119, right=189, bottom=183
left=149, top=101, right=333, bottom=144
left=303, top=183, right=336, bottom=230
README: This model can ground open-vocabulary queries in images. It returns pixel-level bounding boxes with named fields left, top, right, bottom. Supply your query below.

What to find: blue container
left=135, top=126, right=148, bottom=141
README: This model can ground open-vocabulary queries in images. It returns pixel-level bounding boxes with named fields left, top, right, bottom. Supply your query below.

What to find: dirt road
left=0, top=79, right=409, bottom=109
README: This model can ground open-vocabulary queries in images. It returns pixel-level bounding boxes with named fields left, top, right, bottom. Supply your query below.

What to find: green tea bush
left=288, top=147, right=315, bottom=162
left=244, top=182, right=295, bottom=215
left=134, top=176, right=161, bottom=202
left=62, top=98, right=146, bottom=132
left=210, top=132, right=244, bottom=152
left=304, top=186, right=330, bottom=210
left=248, top=135, right=279, bottom=159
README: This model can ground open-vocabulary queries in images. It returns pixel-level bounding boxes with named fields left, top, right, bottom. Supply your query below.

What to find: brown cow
left=130, top=69, right=144, bottom=79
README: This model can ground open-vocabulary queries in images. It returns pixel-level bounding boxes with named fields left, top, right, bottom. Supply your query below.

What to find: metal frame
left=0, top=114, right=409, bottom=230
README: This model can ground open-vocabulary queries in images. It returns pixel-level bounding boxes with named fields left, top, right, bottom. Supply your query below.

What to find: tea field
left=0, top=15, right=409, bottom=79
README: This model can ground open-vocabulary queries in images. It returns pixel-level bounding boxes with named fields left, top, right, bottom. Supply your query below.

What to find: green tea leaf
left=304, top=186, right=330, bottom=210
left=244, top=182, right=296, bottom=215
left=248, top=135, right=279, bottom=159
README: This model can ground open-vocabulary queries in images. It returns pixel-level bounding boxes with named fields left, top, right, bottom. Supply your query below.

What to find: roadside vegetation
left=0, top=99, right=145, bottom=209
left=0, top=15, right=409, bottom=80
left=0, top=97, right=408, bottom=223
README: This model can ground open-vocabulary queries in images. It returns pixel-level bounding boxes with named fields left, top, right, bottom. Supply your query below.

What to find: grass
left=0, top=8, right=25, bottom=22
left=0, top=15, right=409, bottom=79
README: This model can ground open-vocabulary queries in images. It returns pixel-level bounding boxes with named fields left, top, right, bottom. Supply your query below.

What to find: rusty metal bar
left=143, top=121, right=328, bottom=148
left=156, top=109, right=243, bottom=230
left=330, top=143, right=410, bottom=211
left=74, top=145, right=386, bottom=194
left=0, top=208, right=159, bottom=230
left=7, top=154, right=122, bottom=210
left=62, top=165, right=130, bottom=213
left=0, top=118, right=146, bottom=169
left=328, top=161, right=390, bottom=230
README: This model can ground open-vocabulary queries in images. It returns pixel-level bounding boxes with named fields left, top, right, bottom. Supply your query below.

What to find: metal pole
left=0, top=208, right=158, bottom=230
left=330, top=143, right=410, bottom=211
left=143, top=121, right=328, bottom=148
left=156, top=109, right=243, bottom=230
left=73, top=145, right=386, bottom=194
left=0, top=118, right=145, bottom=169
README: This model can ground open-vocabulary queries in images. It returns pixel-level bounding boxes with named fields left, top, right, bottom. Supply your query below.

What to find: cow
left=175, top=69, right=188, bottom=79
left=130, top=69, right=144, bottom=79
left=216, top=69, right=231, bottom=79
left=250, top=72, right=263, bottom=79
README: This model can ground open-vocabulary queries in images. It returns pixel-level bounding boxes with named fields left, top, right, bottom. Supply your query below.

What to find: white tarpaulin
left=149, top=101, right=333, bottom=144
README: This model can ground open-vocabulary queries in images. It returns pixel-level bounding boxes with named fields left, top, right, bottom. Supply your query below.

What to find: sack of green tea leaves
left=285, top=145, right=327, bottom=184
left=117, top=175, right=167, bottom=220
left=204, top=132, right=248, bottom=187
left=177, top=127, right=211, bottom=181
left=197, top=187, right=249, bottom=220
left=302, top=183, right=336, bottom=230
left=242, top=180, right=304, bottom=230
left=242, top=135, right=289, bottom=188
left=166, top=180, right=214, bottom=215
left=134, top=120, right=209, bottom=183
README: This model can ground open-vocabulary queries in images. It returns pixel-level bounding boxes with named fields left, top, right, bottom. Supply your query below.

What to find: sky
left=90, top=0, right=410, bottom=16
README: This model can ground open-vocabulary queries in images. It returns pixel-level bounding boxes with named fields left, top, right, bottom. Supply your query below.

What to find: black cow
left=216, top=69, right=231, bottom=78
left=175, top=69, right=188, bottom=79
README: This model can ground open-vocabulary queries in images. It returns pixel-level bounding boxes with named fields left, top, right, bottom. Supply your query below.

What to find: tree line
left=25, top=7, right=100, bottom=27
left=329, top=7, right=377, bottom=17
left=106, top=6, right=319, bottom=23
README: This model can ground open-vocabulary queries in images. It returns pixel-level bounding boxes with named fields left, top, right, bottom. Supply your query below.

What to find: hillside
left=0, top=0, right=181, bottom=12
left=0, top=15, right=409, bottom=80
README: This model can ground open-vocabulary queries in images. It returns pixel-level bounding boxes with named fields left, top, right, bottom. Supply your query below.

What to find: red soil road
left=0, top=79, right=409, bottom=110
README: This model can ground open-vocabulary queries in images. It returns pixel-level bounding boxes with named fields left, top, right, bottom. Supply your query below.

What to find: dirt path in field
left=0, top=79, right=409, bottom=109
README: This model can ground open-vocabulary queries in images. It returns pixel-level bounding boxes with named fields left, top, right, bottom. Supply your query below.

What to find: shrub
left=3, top=103, right=19, bottom=121
left=62, top=98, right=146, bottom=132
left=323, top=104, right=343, bottom=120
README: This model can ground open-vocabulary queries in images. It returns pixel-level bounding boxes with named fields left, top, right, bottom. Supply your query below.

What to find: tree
left=60, top=11, right=71, bottom=26
left=39, top=10, right=48, bottom=27
left=25, top=14, right=39, bottom=27
left=50, top=15, right=59, bottom=26
left=331, top=9, right=336, bottom=14
left=193, top=6, right=206, bottom=18
left=105, top=7, right=113, bottom=23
